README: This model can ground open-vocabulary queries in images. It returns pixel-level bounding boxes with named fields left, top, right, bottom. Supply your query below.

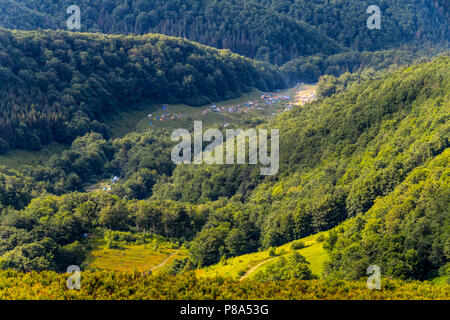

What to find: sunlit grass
left=107, top=86, right=305, bottom=137
left=85, top=240, right=188, bottom=273
left=197, top=232, right=328, bottom=279
left=0, top=143, right=69, bottom=169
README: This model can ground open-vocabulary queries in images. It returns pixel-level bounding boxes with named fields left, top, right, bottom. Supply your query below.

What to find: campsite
left=133, top=84, right=316, bottom=132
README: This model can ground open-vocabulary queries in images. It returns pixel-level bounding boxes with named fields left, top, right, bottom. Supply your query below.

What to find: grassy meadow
left=85, top=238, right=188, bottom=273
left=197, top=233, right=328, bottom=280
left=0, top=143, right=68, bottom=169
left=106, top=86, right=310, bottom=136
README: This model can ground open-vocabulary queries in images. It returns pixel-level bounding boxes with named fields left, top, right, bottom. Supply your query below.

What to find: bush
left=57, top=241, right=87, bottom=270
left=238, top=269, right=247, bottom=277
left=0, top=138, right=9, bottom=154
left=166, top=258, right=189, bottom=276
left=316, top=234, right=325, bottom=243
left=291, top=241, right=306, bottom=250
left=268, top=247, right=277, bottom=257
left=254, top=252, right=317, bottom=281
left=220, top=256, right=228, bottom=265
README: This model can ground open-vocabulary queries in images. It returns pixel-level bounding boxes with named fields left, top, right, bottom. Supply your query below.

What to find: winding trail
left=150, top=250, right=179, bottom=272
left=239, top=257, right=277, bottom=281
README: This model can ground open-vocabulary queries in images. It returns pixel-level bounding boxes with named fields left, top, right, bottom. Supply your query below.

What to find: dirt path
left=239, top=257, right=277, bottom=281
left=150, top=250, right=179, bottom=272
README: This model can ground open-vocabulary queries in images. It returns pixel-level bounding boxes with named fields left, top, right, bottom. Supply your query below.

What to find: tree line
left=256, top=0, right=449, bottom=51
left=0, top=0, right=342, bottom=64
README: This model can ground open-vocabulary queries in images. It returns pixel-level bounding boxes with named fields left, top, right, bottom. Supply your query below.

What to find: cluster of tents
left=148, top=106, right=183, bottom=125
left=101, top=176, right=120, bottom=191
left=202, top=94, right=293, bottom=116
left=143, top=92, right=302, bottom=127
left=202, top=102, right=257, bottom=114
left=260, top=94, right=292, bottom=105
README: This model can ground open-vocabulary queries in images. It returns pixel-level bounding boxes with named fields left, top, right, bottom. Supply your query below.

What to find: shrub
left=316, top=234, right=325, bottom=243
left=291, top=241, right=306, bottom=250
left=238, top=269, right=247, bottom=277
left=268, top=247, right=277, bottom=257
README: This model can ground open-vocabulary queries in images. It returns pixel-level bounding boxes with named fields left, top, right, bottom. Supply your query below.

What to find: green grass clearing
left=196, top=232, right=328, bottom=280
left=106, top=86, right=310, bottom=136
left=85, top=239, right=187, bottom=273
left=0, top=143, right=69, bottom=169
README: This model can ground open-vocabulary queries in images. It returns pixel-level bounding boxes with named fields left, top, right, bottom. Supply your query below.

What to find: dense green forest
left=256, top=0, right=449, bottom=51
left=1, top=26, right=439, bottom=154
left=0, top=0, right=448, bottom=300
left=0, top=0, right=342, bottom=64
left=281, top=45, right=449, bottom=84
left=324, top=149, right=449, bottom=280
left=148, top=57, right=450, bottom=279
left=0, top=28, right=286, bottom=153
left=1, top=56, right=448, bottom=282
left=1, top=0, right=448, bottom=64
left=23, top=130, right=176, bottom=197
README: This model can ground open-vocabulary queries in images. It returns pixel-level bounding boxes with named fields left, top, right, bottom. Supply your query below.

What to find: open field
left=197, top=232, right=328, bottom=280
left=85, top=240, right=188, bottom=273
left=82, top=231, right=326, bottom=279
left=0, top=143, right=69, bottom=169
left=294, top=84, right=317, bottom=106
left=107, top=85, right=316, bottom=136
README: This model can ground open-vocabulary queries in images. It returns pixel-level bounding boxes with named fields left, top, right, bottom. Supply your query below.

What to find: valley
left=0, top=0, right=448, bottom=304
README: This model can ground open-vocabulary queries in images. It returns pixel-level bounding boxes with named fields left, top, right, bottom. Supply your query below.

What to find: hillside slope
left=152, top=56, right=449, bottom=279
left=0, top=0, right=342, bottom=64
left=200, top=148, right=449, bottom=282
left=0, top=56, right=448, bottom=283
left=324, top=149, right=449, bottom=281
left=197, top=233, right=327, bottom=279
left=257, top=0, right=450, bottom=51
left=0, top=270, right=448, bottom=299
left=3, top=1, right=448, bottom=62
left=0, top=28, right=286, bottom=153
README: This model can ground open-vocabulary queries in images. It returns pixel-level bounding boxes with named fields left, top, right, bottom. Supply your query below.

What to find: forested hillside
left=280, top=46, right=448, bottom=83
left=257, top=0, right=449, bottom=51
left=0, top=0, right=449, bottom=298
left=325, top=149, right=449, bottom=281
left=151, top=56, right=449, bottom=277
left=0, top=28, right=286, bottom=153
left=0, top=0, right=342, bottom=64
left=25, top=130, right=176, bottom=197
left=1, top=0, right=448, bottom=64
left=0, top=56, right=447, bottom=282
left=0, top=1, right=447, bottom=155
